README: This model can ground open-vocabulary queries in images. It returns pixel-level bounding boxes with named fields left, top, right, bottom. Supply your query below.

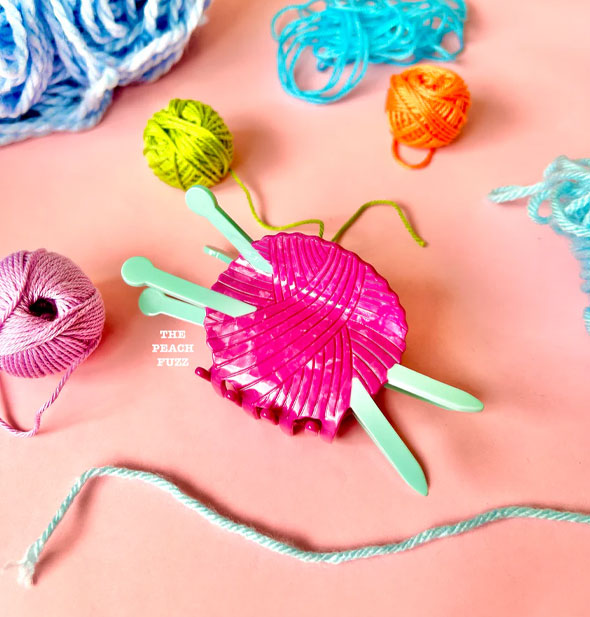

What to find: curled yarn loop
left=385, top=64, right=470, bottom=169
left=8, top=465, right=590, bottom=586
left=144, top=99, right=235, bottom=190
left=0, top=0, right=207, bottom=145
left=488, top=156, right=590, bottom=333
left=0, top=250, right=105, bottom=436
left=272, top=0, right=466, bottom=104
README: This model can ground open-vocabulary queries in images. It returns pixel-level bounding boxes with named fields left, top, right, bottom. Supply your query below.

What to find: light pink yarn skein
left=0, top=249, right=105, bottom=437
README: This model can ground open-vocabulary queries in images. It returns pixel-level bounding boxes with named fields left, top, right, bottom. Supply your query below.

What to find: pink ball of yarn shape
left=0, top=249, right=105, bottom=436
left=200, top=233, right=407, bottom=440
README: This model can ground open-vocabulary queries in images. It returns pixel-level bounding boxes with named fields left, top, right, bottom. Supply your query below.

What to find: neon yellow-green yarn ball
left=143, top=99, right=234, bottom=190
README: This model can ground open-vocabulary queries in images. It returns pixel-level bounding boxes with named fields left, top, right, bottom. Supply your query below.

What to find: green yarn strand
left=230, top=169, right=325, bottom=238
left=142, top=99, right=422, bottom=247
left=331, top=200, right=426, bottom=246
left=8, top=465, right=590, bottom=586
left=229, top=173, right=424, bottom=247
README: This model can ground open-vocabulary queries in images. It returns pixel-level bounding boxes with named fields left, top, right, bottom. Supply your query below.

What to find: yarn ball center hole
left=28, top=297, right=58, bottom=320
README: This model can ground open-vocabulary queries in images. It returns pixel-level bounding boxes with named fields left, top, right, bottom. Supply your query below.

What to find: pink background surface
left=1, top=0, right=590, bottom=614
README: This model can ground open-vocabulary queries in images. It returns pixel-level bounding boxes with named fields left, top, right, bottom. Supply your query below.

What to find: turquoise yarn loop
left=488, top=156, right=590, bottom=332
left=0, top=0, right=208, bottom=145
left=8, top=465, right=590, bottom=586
left=271, top=0, right=466, bottom=104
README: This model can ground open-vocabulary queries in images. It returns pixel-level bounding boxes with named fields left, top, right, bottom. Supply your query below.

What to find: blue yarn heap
left=489, top=156, right=590, bottom=333
left=271, top=0, right=466, bottom=104
left=0, top=0, right=208, bottom=145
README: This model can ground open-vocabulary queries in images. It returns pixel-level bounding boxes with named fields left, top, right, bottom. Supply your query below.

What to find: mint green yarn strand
left=9, top=466, right=590, bottom=586
left=230, top=169, right=325, bottom=238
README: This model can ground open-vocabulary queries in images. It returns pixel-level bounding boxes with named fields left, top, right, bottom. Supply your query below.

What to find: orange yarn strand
left=392, top=139, right=436, bottom=170
left=385, top=65, right=471, bottom=169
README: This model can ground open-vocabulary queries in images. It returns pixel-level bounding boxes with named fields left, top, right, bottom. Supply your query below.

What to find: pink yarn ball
left=0, top=249, right=105, bottom=436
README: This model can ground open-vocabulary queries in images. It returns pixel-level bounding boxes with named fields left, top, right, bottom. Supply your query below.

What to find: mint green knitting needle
left=121, top=256, right=255, bottom=318
left=350, top=378, right=428, bottom=496
left=203, top=246, right=233, bottom=264
left=138, top=288, right=206, bottom=326
left=386, top=365, right=484, bottom=412
left=186, top=185, right=273, bottom=275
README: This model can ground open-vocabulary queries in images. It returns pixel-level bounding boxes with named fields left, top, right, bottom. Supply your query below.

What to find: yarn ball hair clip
left=271, top=0, right=467, bottom=104
left=122, top=188, right=483, bottom=496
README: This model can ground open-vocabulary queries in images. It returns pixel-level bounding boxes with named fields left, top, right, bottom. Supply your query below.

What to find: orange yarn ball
left=385, top=65, right=471, bottom=169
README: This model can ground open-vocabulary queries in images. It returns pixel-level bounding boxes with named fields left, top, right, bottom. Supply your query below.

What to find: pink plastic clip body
left=197, top=233, right=407, bottom=440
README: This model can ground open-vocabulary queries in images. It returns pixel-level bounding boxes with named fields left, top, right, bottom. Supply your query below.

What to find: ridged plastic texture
left=201, top=233, right=407, bottom=440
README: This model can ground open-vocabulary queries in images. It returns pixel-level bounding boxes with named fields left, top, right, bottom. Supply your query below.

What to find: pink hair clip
left=122, top=187, right=483, bottom=495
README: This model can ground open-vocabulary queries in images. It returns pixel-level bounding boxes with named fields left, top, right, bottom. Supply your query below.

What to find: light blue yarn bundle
left=488, top=156, right=590, bottom=333
left=0, top=0, right=208, bottom=145
left=271, top=0, right=466, bottom=104
left=6, top=465, right=590, bottom=586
